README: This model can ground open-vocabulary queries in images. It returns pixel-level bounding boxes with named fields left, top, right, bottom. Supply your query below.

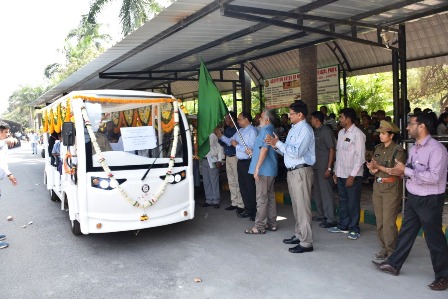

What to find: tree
left=45, top=15, right=112, bottom=84
left=2, top=85, right=49, bottom=128
left=87, top=0, right=164, bottom=36
left=324, top=73, right=393, bottom=117
left=407, top=65, right=448, bottom=113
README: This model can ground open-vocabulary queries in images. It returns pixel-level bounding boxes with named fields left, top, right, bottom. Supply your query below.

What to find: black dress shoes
left=319, top=222, right=338, bottom=228
left=213, top=204, right=220, bottom=209
left=236, top=208, right=245, bottom=214
left=289, top=244, right=313, bottom=253
left=312, top=216, right=326, bottom=222
left=237, top=212, right=251, bottom=218
left=371, top=261, right=400, bottom=276
left=283, top=236, right=300, bottom=244
left=200, top=203, right=212, bottom=207
left=249, top=216, right=255, bottom=221
left=225, top=205, right=237, bottom=211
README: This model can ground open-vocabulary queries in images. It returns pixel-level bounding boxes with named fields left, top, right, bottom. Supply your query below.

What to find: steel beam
left=223, top=4, right=399, bottom=32
left=221, top=9, right=396, bottom=50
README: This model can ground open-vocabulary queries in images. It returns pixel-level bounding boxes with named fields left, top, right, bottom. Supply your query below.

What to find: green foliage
left=407, top=65, right=448, bottom=113
left=87, top=0, right=163, bottom=36
left=2, top=85, right=49, bottom=128
left=323, top=73, right=393, bottom=117
left=45, top=15, right=112, bottom=84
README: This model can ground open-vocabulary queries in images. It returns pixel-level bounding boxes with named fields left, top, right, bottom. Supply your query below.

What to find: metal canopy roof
left=34, top=0, right=448, bottom=105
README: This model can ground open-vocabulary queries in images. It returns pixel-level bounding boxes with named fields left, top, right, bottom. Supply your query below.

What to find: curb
left=274, top=191, right=448, bottom=241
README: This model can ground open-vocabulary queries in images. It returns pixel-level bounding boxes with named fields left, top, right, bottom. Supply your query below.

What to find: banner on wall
left=264, top=65, right=340, bottom=108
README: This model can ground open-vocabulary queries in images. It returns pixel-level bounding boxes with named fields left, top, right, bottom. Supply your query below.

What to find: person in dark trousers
left=328, top=108, right=366, bottom=240
left=372, top=113, right=448, bottom=291
left=216, top=112, right=258, bottom=220
left=310, top=111, right=336, bottom=228
left=48, top=132, right=59, bottom=166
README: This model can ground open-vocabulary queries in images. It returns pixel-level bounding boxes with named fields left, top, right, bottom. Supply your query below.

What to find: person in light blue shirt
left=265, top=101, right=316, bottom=253
left=244, top=109, right=278, bottom=234
left=215, top=112, right=258, bottom=219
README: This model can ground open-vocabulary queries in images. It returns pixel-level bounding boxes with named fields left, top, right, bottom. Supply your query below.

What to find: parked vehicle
left=42, top=90, right=194, bottom=235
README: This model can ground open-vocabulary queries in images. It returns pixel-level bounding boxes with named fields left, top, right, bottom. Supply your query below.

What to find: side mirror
left=62, top=122, right=76, bottom=146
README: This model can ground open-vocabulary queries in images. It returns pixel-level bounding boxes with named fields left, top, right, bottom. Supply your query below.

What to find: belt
left=287, top=164, right=310, bottom=171
left=375, top=177, right=397, bottom=183
left=227, top=155, right=235, bottom=157
left=238, top=158, right=251, bottom=161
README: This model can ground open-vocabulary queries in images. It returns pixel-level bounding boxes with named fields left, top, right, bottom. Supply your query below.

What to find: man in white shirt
left=0, top=121, right=18, bottom=249
left=200, top=131, right=225, bottom=209
left=28, top=130, right=38, bottom=154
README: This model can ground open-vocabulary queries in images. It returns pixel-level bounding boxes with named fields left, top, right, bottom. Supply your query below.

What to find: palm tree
left=87, top=0, right=163, bottom=36
left=44, top=15, right=112, bottom=83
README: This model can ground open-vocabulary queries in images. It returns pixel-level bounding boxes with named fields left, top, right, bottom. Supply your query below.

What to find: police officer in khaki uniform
left=366, top=120, right=407, bottom=261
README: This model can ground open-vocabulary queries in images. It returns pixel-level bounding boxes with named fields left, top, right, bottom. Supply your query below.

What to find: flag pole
left=226, top=112, right=252, bottom=158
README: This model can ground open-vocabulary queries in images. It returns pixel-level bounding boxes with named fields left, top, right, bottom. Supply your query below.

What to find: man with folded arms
left=372, top=113, right=448, bottom=291
left=265, top=101, right=315, bottom=253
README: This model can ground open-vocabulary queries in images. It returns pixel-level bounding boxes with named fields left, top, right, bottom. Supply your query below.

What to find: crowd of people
left=198, top=101, right=448, bottom=291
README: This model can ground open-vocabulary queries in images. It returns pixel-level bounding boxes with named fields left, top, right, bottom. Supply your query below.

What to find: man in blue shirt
left=245, top=109, right=278, bottom=234
left=218, top=112, right=244, bottom=213
left=265, top=101, right=316, bottom=253
left=216, top=112, right=258, bottom=220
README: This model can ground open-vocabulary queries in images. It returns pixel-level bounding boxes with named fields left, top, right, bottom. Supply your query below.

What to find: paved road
left=0, top=146, right=446, bottom=298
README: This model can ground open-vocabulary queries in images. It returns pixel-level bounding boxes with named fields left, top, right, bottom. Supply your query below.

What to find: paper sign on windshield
left=120, top=126, right=157, bottom=151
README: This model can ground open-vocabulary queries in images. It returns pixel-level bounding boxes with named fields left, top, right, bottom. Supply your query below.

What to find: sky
left=0, top=0, right=122, bottom=114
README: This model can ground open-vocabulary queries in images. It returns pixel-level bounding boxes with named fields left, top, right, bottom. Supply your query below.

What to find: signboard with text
left=265, top=65, right=340, bottom=108
left=120, top=126, right=157, bottom=151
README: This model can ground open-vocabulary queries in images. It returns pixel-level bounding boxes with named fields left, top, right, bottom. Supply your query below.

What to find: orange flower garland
left=54, top=104, right=62, bottom=133
left=65, top=98, right=71, bottom=122
left=72, top=95, right=175, bottom=104
left=43, top=110, right=48, bottom=132
left=48, top=109, right=54, bottom=133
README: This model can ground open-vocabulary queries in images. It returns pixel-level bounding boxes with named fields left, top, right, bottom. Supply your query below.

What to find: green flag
left=197, top=59, right=228, bottom=158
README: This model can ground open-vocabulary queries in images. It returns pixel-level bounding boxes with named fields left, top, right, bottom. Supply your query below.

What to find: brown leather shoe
left=371, top=261, right=399, bottom=276
left=428, top=277, right=448, bottom=291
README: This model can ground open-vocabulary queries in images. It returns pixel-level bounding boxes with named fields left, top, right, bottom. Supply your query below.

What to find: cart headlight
left=91, top=177, right=127, bottom=190
left=160, top=170, right=186, bottom=184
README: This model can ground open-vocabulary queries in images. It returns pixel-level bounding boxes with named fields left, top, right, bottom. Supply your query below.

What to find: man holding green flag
left=197, top=59, right=229, bottom=159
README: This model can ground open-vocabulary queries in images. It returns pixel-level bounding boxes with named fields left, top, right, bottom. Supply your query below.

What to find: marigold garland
left=80, top=101, right=180, bottom=209
left=65, top=98, right=71, bottom=122
left=48, top=109, right=54, bottom=134
left=64, top=152, right=76, bottom=175
left=43, top=110, right=48, bottom=132
left=72, top=95, right=175, bottom=104
left=54, top=104, right=62, bottom=133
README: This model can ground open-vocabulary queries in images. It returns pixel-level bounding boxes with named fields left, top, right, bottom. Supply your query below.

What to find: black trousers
left=237, top=159, right=256, bottom=216
left=387, top=193, right=448, bottom=279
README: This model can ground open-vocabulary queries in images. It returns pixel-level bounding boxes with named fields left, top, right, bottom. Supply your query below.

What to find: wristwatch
left=7, top=174, right=13, bottom=177
left=327, top=168, right=332, bottom=171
